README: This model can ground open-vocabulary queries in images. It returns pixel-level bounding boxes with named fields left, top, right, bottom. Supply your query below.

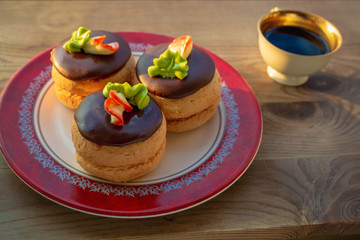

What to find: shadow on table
left=299, top=234, right=360, bottom=240
left=305, top=72, right=360, bottom=104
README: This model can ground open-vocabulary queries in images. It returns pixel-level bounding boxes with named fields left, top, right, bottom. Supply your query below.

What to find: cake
left=135, top=35, right=221, bottom=132
left=71, top=82, right=166, bottom=182
left=51, top=27, right=135, bottom=110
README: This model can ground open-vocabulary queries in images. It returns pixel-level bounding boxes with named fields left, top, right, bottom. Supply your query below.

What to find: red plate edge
left=0, top=31, right=263, bottom=218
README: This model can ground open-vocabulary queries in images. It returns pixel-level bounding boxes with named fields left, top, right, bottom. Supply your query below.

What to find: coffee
left=264, top=26, right=330, bottom=56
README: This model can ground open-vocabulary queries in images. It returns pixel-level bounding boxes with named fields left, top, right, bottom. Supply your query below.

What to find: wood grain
left=1, top=1, right=360, bottom=239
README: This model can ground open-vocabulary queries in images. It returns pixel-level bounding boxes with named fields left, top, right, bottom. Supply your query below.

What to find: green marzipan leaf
left=148, top=49, right=189, bottom=80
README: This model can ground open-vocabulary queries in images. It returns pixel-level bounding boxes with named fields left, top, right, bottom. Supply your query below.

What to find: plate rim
left=0, top=31, right=263, bottom=218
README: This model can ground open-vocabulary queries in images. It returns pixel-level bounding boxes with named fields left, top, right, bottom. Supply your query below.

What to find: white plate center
left=34, top=80, right=226, bottom=185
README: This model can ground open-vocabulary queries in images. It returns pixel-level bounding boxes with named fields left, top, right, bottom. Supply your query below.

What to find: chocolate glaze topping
left=52, top=31, right=131, bottom=81
left=136, top=43, right=215, bottom=99
left=74, top=91, right=163, bottom=146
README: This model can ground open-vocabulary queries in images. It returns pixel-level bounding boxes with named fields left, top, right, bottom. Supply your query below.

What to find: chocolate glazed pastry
left=136, top=43, right=215, bottom=98
left=52, top=31, right=131, bottom=80
left=135, top=42, right=222, bottom=132
left=74, top=91, right=162, bottom=146
left=71, top=91, right=166, bottom=182
left=51, top=30, right=135, bottom=110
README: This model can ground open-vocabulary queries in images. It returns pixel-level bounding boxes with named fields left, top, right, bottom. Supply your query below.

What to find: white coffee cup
left=257, top=8, right=342, bottom=86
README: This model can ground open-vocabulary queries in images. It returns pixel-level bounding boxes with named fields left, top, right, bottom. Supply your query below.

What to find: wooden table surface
left=1, top=1, right=359, bottom=239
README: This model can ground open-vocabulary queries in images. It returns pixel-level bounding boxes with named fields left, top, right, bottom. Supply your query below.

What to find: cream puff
left=71, top=82, right=166, bottom=182
left=51, top=27, right=135, bottom=110
left=135, top=36, right=221, bottom=132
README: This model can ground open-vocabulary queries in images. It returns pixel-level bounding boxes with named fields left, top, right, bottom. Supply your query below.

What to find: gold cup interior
left=259, top=10, right=342, bottom=53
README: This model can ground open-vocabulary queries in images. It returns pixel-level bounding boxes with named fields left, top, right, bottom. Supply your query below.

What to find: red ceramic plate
left=0, top=32, right=262, bottom=218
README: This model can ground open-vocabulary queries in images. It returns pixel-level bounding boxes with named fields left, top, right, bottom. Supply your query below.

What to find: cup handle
left=270, top=7, right=281, bottom=13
